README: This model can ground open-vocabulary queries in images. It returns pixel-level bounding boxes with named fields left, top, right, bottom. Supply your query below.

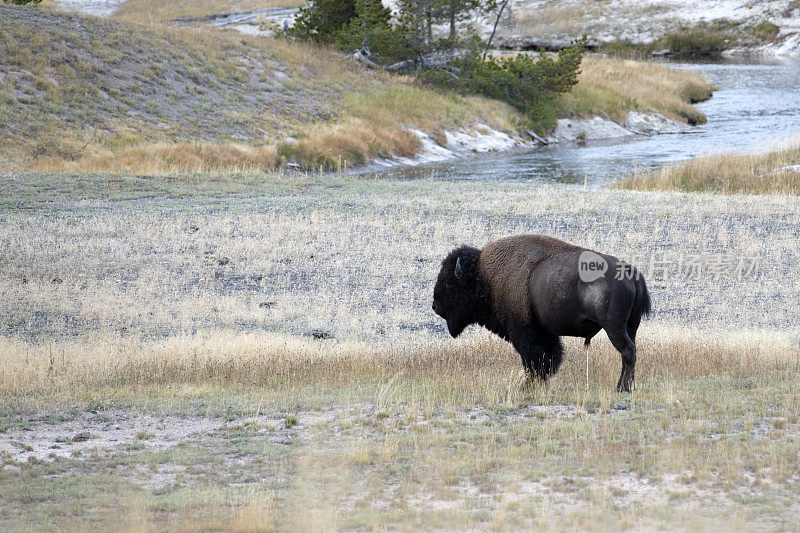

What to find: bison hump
left=478, top=235, right=570, bottom=326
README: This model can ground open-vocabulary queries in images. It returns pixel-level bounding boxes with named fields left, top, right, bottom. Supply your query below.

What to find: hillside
left=0, top=5, right=323, bottom=167
left=1, top=5, right=715, bottom=173
left=499, top=0, right=800, bottom=56
left=0, top=4, right=523, bottom=171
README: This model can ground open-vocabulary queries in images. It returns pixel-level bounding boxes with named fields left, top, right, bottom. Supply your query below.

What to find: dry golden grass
left=113, top=0, right=306, bottom=23
left=615, top=140, right=800, bottom=194
left=0, top=326, right=796, bottom=406
left=280, top=118, right=421, bottom=168
left=35, top=142, right=279, bottom=174
left=280, top=80, right=521, bottom=168
left=558, top=56, right=713, bottom=124
left=2, top=324, right=799, bottom=530
left=515, top=4, right=595, bottom=37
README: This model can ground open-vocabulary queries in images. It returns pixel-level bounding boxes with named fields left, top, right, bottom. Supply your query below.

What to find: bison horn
left=454, top=256, right=463, bottom=279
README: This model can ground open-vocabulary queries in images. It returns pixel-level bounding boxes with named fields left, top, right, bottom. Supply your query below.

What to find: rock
left=651, top=49, right=671, bottom=57
left=258, top=301, right=275, bottom=309
left=51, top=277, right=63, bottom=284
left=217, top=256, right=230, bottom=266
left=55, top=435, right=70, bottom=443
left=553, top=116, right=633, bottom=142
left=72, top=432, right=92, bottom=442
left=308, top=329, right=332, bottom=340
left=625, top=111, right=689, bottom=135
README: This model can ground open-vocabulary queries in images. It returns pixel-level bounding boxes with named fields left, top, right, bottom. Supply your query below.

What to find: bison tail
left=635, top=272, right=652, bottom=319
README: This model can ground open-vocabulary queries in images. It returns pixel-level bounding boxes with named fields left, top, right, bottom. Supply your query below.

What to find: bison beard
left=432, top=235, right=651, bottom=392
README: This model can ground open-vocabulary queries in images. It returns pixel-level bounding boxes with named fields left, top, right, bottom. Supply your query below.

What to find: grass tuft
left=555, top=57, right=712, bottom=124
left=615, top=140, right=800, bottom=194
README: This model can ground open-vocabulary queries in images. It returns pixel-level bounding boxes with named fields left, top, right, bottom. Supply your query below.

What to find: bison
left=432, top=234, right=651, bottom=392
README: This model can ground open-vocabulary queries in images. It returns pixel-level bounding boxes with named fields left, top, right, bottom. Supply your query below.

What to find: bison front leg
left=509, top=330, right=563, bottom=382
left=508, top=329, right=543, bottom=381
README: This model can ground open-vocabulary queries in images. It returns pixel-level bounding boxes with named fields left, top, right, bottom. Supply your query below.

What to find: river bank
left=372, top=110, right=690, bottom=170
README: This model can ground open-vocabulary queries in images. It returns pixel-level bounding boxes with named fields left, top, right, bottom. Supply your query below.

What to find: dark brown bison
left=432, top=234, right=651, bottom=392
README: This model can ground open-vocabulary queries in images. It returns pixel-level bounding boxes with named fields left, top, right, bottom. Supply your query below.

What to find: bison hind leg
left=606, top=328, right=636, bottom=392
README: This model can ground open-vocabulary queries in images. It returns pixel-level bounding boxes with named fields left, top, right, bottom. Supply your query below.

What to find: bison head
left=432, top=246, right=482, bottom=338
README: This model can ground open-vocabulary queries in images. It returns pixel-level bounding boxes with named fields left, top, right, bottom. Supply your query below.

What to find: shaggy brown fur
left=478, top=235, right=578, bottom=328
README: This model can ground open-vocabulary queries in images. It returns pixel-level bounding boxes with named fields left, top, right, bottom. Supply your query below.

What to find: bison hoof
left=616, top=373, right=635, bottom=393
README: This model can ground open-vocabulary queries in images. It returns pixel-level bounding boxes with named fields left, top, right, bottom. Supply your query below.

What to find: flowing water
left=379, top=59, right=800, bottom=186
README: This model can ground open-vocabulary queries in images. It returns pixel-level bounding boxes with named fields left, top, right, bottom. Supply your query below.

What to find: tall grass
left=279, top=81, right=521, bottom=169
left=615, top=141, right=800, bottom=194
left=659, top=25, right=729, bottom=57
left=0, top=327, right=796, bottom=406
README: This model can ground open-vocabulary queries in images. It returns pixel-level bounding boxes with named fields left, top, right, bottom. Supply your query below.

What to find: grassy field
left=615, top=139, right=800, bottom=194
left=1, top=171, right=799, bottom=530
left=1, top=5, right=713, bottom=174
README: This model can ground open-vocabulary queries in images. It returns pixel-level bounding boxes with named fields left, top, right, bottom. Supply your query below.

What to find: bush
left=287, top=0, right=357, bottom=44
left=420, top=39, right=585, bottom=129
left=751, top=21, right=780, bottom=42
left=596, top=39, right=654, bottom=59
left=331, top=1, right=414, bottom=63
left=288, top=0, right=412, bottom=63
left=288, top=0, right=584, bottom=129
left=658, top=23, right=730, bottom=57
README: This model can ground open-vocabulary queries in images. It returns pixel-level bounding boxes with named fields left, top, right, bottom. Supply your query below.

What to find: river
left=378, top=59, right=800, bottom=186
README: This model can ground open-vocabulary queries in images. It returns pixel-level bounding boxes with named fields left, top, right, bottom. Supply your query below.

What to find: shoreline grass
left=614, top=140, right=800, bottom=194
left=555, top=56, right=713, bottom=125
